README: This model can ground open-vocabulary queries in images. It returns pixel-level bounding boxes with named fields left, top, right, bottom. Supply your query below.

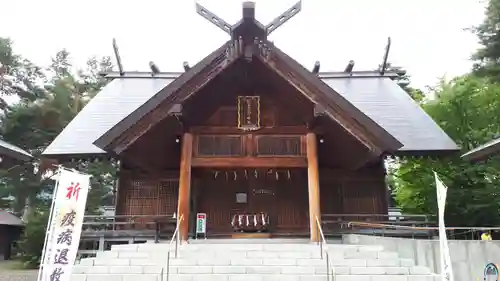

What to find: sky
left=1, top=0, right=486, bottom=89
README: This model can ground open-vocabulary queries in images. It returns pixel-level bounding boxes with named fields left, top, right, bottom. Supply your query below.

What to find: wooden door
left=243, top=170, right=309, bottom=235
left=197, top=176, right=241, bottom=234
left=274, top=176, right=309, bottom=234
left=249, top=177, right=277, bottom=231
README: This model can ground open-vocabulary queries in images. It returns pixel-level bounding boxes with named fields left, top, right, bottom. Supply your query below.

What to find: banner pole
left=43, top=166, right=92, bottom=281
left=434, top=171, right=454, bottom=281
left=37, top=167, right=63, bottom=281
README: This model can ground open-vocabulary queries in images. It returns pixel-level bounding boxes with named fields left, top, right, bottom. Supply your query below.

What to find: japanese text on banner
left=38, top=169, right=90, bottom=281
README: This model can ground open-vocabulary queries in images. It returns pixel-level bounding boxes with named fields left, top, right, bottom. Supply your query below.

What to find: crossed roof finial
left=196, top=1, right=302, bottom=41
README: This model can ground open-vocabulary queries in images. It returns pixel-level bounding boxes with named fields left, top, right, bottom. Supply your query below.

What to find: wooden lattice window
left=256, top=135, right=303, bottom=156
left=122, top=180, right=178, bottom=216
left=157, top=180, right=179, bottom=215
left=197, top=135, right=243, bottom=156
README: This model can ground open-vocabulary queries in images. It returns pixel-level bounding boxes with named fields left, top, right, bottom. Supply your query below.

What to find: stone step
left=169, top=257, right=414, bottom=267
left=73, top=265, right=430, bottom=275
left=79, top=255, right=413, bottom=267
left=73, top=265, right=163, bottom=274
left=99, top=248, right=399, bottom=260
left=70, top=273, right=440, bottom=281
left=110, top=243, right=384, bottom=253
left=186, top=238, right=319, bottom=244
left=78, top=258, right=164, bottom=266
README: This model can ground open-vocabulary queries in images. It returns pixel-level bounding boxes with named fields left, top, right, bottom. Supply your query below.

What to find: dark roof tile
left=0, top=140, right=32, bottom=162
left=42, top=78, right=175, bottom=156
left=461, top=137, right=500, bottom=161
left=323, top=77, right=458, bottom=152
left=0, top=210, right=23, bottom=226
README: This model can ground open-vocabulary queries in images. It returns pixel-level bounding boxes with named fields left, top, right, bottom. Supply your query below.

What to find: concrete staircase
left=71, top=239, right=440, bottom=281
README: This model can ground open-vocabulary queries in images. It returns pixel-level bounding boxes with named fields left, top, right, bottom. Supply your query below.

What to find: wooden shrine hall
left=42, top=2, right=458, bottom=242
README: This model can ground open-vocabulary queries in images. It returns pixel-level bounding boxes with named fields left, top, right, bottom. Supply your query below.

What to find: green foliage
left=391, top=1, right=500, bottom=225
left=0, top=42, right=116, bottom=214
left=471, top=0, right=500, bottom=79
left=74, top=158, right=118, bottom=215
left=17, top=210, right=50, bottom=268
left=392, top=76, right=500, bottom=226
left=0, top=37, right=117, bottom=264
left=406, top=88, right=425, bottom=104
left=0, top=38, right=46, bottom=106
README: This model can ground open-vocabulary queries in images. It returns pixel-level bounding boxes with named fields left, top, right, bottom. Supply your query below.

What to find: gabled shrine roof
left=0, top=210, right=23, bottom=226
left=93, top=40, right=404, bottom=155
left=0, top=139, right=33, bottom=162
left=42, top=1, right=458, bottom=158
left=42, top=72, right=459, bottom=157
left=461, top=137, right=500, bottom=161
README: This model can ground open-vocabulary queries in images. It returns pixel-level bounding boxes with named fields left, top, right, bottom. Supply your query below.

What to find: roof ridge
left=100, top=70, right=400, bottom=79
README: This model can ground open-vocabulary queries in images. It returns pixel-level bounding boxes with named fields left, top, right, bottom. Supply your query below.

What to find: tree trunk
left=21, top=196, right=33, bottom=222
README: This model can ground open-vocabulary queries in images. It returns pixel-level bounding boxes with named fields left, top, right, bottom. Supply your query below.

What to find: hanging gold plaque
left=237, top=96, right=261, bottom=131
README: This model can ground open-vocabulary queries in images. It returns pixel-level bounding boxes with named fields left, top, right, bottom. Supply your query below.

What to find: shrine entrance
left=192, top=168, right=309, bottom=237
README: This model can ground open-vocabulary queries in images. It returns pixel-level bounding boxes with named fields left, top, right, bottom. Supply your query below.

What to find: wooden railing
left=347, top=222, right=500, bottom=240
left=77, top=214, right=177, bottom=259
left=82, top=214, right=177, bottom=242
left=321, top=213, right=436, bottom=238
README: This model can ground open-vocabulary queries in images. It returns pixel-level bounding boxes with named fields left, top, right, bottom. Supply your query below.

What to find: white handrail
left=316, top=216, right=336, bottom=281
left=164, top=214, right=184, bottom=281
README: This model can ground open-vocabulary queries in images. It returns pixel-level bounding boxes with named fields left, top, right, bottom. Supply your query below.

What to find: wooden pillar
left=177, top=133, right=193, bottom=241
left=306, top=132, right=321, bottom=242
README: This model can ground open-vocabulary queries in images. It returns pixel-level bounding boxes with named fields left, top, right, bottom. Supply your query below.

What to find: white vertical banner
left=434, top=171, right=454, bottom=281
left=38, top=168, right=91, bottom=281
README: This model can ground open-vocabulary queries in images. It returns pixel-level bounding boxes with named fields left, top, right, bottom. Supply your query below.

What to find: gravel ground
left=0, top=261, right=37, bottom=281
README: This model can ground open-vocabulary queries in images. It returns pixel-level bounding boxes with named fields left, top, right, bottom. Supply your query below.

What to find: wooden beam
left=306, top=132, right=321, bottom=242
left=190, top=126, right=310, bottom=135
left=350, top=149, right=384, bottom=171
left=191, top=157, right=307, bottom=168
left=177, top=133, right=193, bottom=241
left=114, top=161, right=122, bottom=217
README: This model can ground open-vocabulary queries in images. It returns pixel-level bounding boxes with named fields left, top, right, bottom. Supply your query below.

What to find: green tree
left=0, top=38, right=47, bottom=106
left=0, top=41, right=116, bottom=213
left=0, top=43, right=117, bottom=266
left=16, top=210, right=50, bottom=268
left=392, top=75, right=500, bottom=226
left=471, top=0, right=500, bottom=79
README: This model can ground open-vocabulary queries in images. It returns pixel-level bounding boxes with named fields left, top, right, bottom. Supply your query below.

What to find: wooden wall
left=182, top=59, right=314, bottom=129
left=123, top=117, right=182, bottom=172
left=319, top=161, right=388, bottom=231
left=0, top=225, right=20, bottom=260
left=0, top=225, right=6, bottom=260
left=114, top=162, right=388, bottom=235
left=192, top=168, right=309, bottom=236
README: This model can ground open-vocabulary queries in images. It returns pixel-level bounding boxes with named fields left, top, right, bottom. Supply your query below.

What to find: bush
left=17, top=211, right=49, bottom=269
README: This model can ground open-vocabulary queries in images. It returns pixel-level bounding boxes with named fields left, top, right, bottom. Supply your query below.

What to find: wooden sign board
left=196, top=213, right=207, bottom=234
left=237, top=96, right=261, bottom=131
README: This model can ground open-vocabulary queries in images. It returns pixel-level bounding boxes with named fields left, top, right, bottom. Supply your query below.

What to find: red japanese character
left=66, top=182, right=80, bottom=201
